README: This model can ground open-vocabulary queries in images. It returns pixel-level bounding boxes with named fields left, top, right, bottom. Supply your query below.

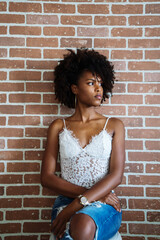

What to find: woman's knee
left=69, top=213, right=96, bottom=240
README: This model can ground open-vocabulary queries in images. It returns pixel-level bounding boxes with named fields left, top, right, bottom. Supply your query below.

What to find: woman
left=41, top=48, right=125, bottom=240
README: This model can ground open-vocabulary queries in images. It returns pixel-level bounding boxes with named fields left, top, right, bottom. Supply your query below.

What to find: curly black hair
left=54, top=47, right=115, bottom=108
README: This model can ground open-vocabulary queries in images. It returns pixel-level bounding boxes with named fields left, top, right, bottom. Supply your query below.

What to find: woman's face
left=75, top=71, right=103, bottom=107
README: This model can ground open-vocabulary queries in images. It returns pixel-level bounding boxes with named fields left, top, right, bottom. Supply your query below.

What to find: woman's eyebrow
left=86, top=78, right=103, bottom=82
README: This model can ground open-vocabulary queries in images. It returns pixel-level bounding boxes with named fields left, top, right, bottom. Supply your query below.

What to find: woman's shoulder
left=109, top=117, right=125, bottom=136
left=48, top=118, right=65, bottom=135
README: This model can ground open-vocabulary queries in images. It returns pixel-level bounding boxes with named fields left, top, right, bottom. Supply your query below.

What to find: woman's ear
left=71, top=84, right=78, bottom=95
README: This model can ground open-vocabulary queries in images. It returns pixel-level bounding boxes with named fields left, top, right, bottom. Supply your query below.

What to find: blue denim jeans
left=51, top=195, right=122, bottom=240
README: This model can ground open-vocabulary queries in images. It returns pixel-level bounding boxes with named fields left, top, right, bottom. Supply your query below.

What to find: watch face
left=81, top=196, right=87, bottom=205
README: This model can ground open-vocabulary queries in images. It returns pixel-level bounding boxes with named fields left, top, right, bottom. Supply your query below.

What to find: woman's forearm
left=41, top=173, right=87, bottom=198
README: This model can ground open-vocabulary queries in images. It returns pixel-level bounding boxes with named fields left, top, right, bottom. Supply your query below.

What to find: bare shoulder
left=110, top=117, right=125, bottom=135
left=47, top=118, right=64, bottom=136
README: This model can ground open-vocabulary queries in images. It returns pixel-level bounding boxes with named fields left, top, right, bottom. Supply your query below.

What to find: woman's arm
left=41, top=119, right=87, bottom=198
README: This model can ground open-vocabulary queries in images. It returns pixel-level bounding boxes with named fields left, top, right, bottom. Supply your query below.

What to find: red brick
left=128, top=83, right=159, bottom=93
left=125, top=140, right=143, bottom=151
left=129, top=223, right=160, bottom=235
left=122, top=210, right=144, bottom=221
left=44, top=3, right=75, bottom=13
left=94, top=16, right=126, bottom=25
left=10, top=71, right=41, bottom=81
left=6, top=210, right=39, bottom=220
left=43, top=94, right=59, bottom=103
left=77, top=27, right=108, bottom=37
left=0, top=105, right=23, bottom=114
left=23, top=197, right=54, bottom=208
left=7, top=162, right=40, bottom=172
left=0, top=14, right=25, bottom=23
left=128, top=39, right=160, bottom=48
left=111, top=50, right=142, bottom=59
left=0, top=187, right=4, bottom=196
left=129, top=199, right=160, bottom=210
left=129, top=175, right=160, bottom=185
left=43, top=49, right=68, bottom=59
left=0, top=2, right=6, bottom=11
left=94, top=38, right=126, bottom=48
left=10, top=26, right=41, bottom=35
left=25, top=128, right=47, bottom=138
left=24, top=174, right=41, bottom=184
left=0, top=117, right=6, bottom=125
left=0, top=83, right=24, bottom=91
left=8, top=139, right=40, bottom=149
left=9, top=2, right=42, bottom=12
left=0, top=198, right=22, bottom=208
left=42, top=187, right=58, bottom=196
left=122, top=237, right=144, bottom=240
left=9, top=94, right=41, bottom=103
left=27, top=14, right=58, bottom=25
left=23, top=222, right=50, bottom=233
left=147, top=211, right=160, bottom=222
left=112, top=4, right=143, bottom=14
left=0, top=174, right=22, bottom=184
left=128, top=106, right=159, bottom=116
left=146, top=164, right=160, bottom=173
left=0, top=223, right=21, bottom=234
left=43, top=116, right=57, bottom=126
left=0, top=26, right=7, bottom=34
left=26, top=105, right=58, bottom=115
left=0, top=163, right=4, bottom=172
left=0, top=94, right=6, bottom=102
left=27, top=37, right=58, bottom=47
left=128, top=129, right=159, bottom=139
left=145, top=50, right=160, bottom=59
left=10, top=48, right=41, bottom=58
left=0, top=60, right=24, bottom=68
left=115, top=186, right=143, bottom=196
left=0, top=37, right=25, bottom=46
left=0, top=211, right=3, bottom=221
left=145, top=72, right=160, bottom=82
left=145, top=140, right=160, bottom=150
left=145, top=27, right=160, bottom=37
left=8, top=116, right=40, bottom=126
left=0, top=128, right=23, bottom=137
left=146, top=4, right=160, bottom=13
left=128, top=61, right=160, bottom=70
left=61, top=15, right=92, bottom=25
left=0, top=151, right=23, bottom=160
left=0, top=139, right=5, bottom=149
left=112, top=61, right=126, bottom=71
left=44, top=26, right=75, bottom=36
left=61, top=38, right=92, bottom=48
left=128, top=152, right=159, bottom=162
left=111, top=95, right=142, bottom=104
left=0, top=71, right=7, bottom=80
left=26, top=82, right=54, bottom=92
left=145, top=95, right=160, bottom=104
left=146, top=188, right=160, bottom=197
left=41, top=209, right=51, bottom=220
left=0, top=48, right=7, bottom=57
left=25, top=151, right=44, bottom=160
left=129, top=16, right=160, bottom=26
left=7, top=185, right=40, bottom=195
left=26, top=60, right=57, bottom=70
left=115, top=72, right=142, bottom=82
left=78, top=4, right=109, bottom=14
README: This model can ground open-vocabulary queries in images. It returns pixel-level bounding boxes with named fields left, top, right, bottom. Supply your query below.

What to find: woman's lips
left=95, top=95, right=102, bottom=100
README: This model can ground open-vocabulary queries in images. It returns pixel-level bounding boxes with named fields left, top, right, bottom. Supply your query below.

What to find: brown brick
left=25, top=151, right=44, bottom=160
left=125, top=141, right=143, bottom=152
left=41, top=209, right=51, bottom=220
left=0, top=198, right=22, bottom=208
left=77, top=27, right=109, bottom=37
left=129, top=16, right=160, bottom=26
left=8, top=116, right=40, bottom=126
left=110, top=61, right=126, bottom=71
left=0, top=71, right=7, bottom=80
left=128, top=152, right=159, bottom=162
left=23, top=222, right=50, bottom=233
left=145, top=72, right=160, bottom=82
left=128, top=106, right=159, bottom=116
left=128, top=39, right=160, bottom=48
left=0, top=139, right=5, bottom=149
left=0, top=59, right=24, bottom=68
left=122, top=237, right=144, bottom=240
left=61, top=38, right=92, bottom=48
left=0, top=26, right=7, bottom=34
left=0, top=105, right=23, bottom=114
left=0, top=93, right=6, bottom=102
left=128, top=61, right=160, bottom=70
left=0, top=174, right=22, bottom=184
left=0, top=211, right=3, bottom=221
left=9, top=94, right=41, bottom=103
left=10, top=71, right=41, bottom=81
left=0, top=117, right=6, bottom=125
left=111, top=95, right=142, bottom=104
left=129, top=223, right=160, bottom=235
left=26, top=60, right=57, bottom=70
left=43, top=94, right=58, bottom=103
left=6, top=210, right=39, bottom=220
left=111, top=50, right=142, bottom=59
left=129, top=199, right=160, bottom=210
left=145, top=50, right=160, bottom=59
left=0, top=37, right=25, bottom=46
left=122, top=210, right=144, bottom=221
left=24, top=174, right=41, bottom=184
left=44, top=3, right=75, bottom=13
left=8, top=139, right=40, bottom=149
left=115, top=72, right=142, bottom=82
left=10, top=48, right=41, bottom=58
left=43, top=49, right=68, bottom=59
left=44, top=26, right=75, bottom=36
left=94, top=38, right=126, bottom=48
left=26, top=82, right=54, bottom=92
left=0, top=187, right=4, bottom=196
left=79, top=4, right=109, bottom=14
left=146, top=187, right=160, bottom=197
left=43, top=116, right=57, bottom=126
left=0, top=151, right=23, bottom=160
left=145, top=95, right=160, bottom=104
left=128, top=83, right=159, bottom=93
left=0, top=2, right=6, bottom=11
left=23, top=197, right=54, bottom=208
left=6, top=185, right=40, bottom=195
left=147, top=211, right=160, bottom=222
left=129, top=175, right=160, bottom=185
left=146, top=4, right=160, bottom=13
left=146, top=164, right=160, bottom=173
left=25, top=128, right=47, bottom=138
left=0, top=83, right=24, bottom=91
left=94, top=16, right=126, bottom=25
left=0, top=163, right=4, bottom=172
left=0, top=48, right=7, bottom=58
left=26, top=105, right=58, bottom=115
left=0, top=14, right=24, bottom=23
left=112, top=4, right=143, bottom=14
left=7, top=162, right=40, bottom=172
left=27, top=37, right=58, bottom=47
left=0, top=223, right=21, bottom=234
left=61, top=15, right=92, bottom=25
left=27, top=14, right=59, bottom=25
left=10, top=26, right=41, bottom=36
left=9, top=2, right=41, bottom=12
left=145, top=140, right=160, bottom=150
left=145, top=27, right=160, bottom=37
left=115, top=186, right=143, bottom=196
left=128, top=129, right=159, bottom=139
left=0, top=128, right=23, bottom=137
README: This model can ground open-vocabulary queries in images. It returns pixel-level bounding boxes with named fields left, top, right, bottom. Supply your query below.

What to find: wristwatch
left=78, top=195, right=89, bottom=206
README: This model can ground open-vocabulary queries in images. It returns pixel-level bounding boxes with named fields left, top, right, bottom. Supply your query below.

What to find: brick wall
left=0, top=0, right=160, bottom=239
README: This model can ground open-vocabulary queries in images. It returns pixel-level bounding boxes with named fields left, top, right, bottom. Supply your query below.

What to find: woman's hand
left=99, top=191, right=121, bottom=212
left=51, top=206, right=73, bottom=240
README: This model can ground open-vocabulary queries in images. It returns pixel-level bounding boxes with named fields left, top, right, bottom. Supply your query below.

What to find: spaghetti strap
left=103, top=117, right=110, bottom=130
left=63, top=119, right=66, bottom=129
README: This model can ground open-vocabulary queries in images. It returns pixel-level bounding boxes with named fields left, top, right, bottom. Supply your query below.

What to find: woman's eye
left=88, top=82, right=94, bottom=85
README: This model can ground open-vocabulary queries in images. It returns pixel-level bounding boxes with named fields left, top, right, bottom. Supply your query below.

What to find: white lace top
left=59, top=117, right=113, bottom=189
